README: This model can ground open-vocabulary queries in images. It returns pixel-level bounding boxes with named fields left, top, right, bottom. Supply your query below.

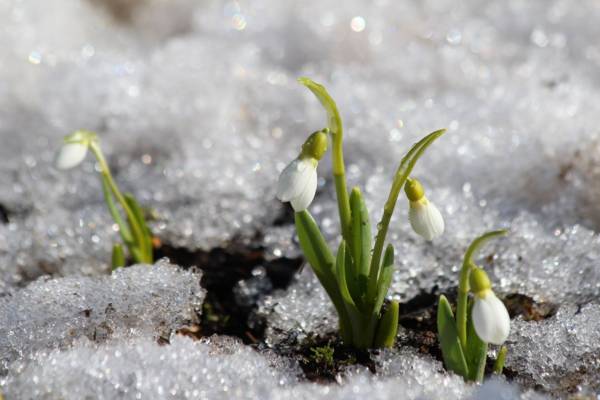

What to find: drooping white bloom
left=472, top=290, right=511, bottom=345
left=56, top=130, right=96, bottom=170
left=408, top=198, right=445, bottom=241
left=56, top=142, right=89, bottom=170
left=276, top=157, right=318, bottom=212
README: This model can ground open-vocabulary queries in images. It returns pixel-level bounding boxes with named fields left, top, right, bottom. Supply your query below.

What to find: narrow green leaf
left=350, top=187, right=372, bottom=282
left=463, top=229, right=509, bottom=268
left=437, top=295, right=469, bottom=378
left=343, top=247, right=361, bottom=307
left=336, top=241, right=356, bottom=308
left=370, top=129, right=446, bottom=296
left=349, top=188, right=361, bottom=277
left=295, top=211, right=347, bottom=319
left=298, top=77, right=341, bottom=135
left=365, top=246, right=394, bottom=348
left=124, top=193, right=153, bottom=263
left=295, top=211, right=334, bottom=277
left=466, top=300, right=488, bottom=382
left=337, top=242, right=371, bottom=347
left=374, top=300, right=399, bottom=348
left=101, top=175, right=133, bottom=244
left=111, top=243, right=125, bottom=271
left=493, top=346, right=508, bottom=375
left=373, top=244, right=394, bottom=314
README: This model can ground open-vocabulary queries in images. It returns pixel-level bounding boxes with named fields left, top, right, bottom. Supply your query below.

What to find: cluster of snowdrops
left=56, top=78, right=510, bottom=383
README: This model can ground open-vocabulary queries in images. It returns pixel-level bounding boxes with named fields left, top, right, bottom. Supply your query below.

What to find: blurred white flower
left=276, top=157, right=318, bottom=212
left=56, top=142, right=89, bottom=170
left=56, top=130, right=96, bottom=170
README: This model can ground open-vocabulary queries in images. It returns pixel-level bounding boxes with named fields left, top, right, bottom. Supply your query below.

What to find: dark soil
left=396, top=287, right=558, bottom=385
left=155, top=236, right=303, bottom=344
left=154, top=235, right=558, bottom=384
left=0, top=204, right=9, bottom=224
left=283, top=334, right=376, bottom=383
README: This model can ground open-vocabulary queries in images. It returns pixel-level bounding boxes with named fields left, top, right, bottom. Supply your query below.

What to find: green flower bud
left=469, top=267, right=492, bottom=297
left=404, top=177, right=425, bottom=202
left=300, top=129, right=329, bottom=161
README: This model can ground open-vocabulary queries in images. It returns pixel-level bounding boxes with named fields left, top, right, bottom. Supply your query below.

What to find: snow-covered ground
left=2, top=0, right=600, bottom=398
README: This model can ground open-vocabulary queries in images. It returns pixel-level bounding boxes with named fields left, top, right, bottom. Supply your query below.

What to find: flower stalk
left=437, top=230, right=510, bottom=382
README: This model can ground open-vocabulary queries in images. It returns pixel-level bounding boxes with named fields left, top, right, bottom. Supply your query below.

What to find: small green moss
left=310, top=344, right=335, bottom=368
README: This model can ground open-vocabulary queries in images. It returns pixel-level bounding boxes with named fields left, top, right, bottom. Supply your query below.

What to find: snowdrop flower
left=56, top=130, right=154, bottom=267
left=56, top=130, right=96, bottom=170
left=404, top=178, right=444, bottom=240
left=470, top=267, right=510, bottom=345
left=277, top=129, right=328, bottom=212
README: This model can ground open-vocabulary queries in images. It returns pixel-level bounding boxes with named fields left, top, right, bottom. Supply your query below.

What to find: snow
left=0, top=261, right=204, bottom=372
left=1, top=0, right=599, bottom=397
left=2, top=336, right=541, bottom=400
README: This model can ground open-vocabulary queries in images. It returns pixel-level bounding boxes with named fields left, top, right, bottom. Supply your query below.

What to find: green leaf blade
left=466, top=300, right=488, bottom=382
left=124, top=193, right=154, bottom=263
left=295, top=211, right=348, bottom=323
left=374, top=300, right=399, bottom=348
left=372, top=244, right=394, bottom=313
left=101, top=175, right=133, bottom=244
left=437, top=295, right=469, bottom=378
left=297, top=77, right=341, bottom=135
left=493, top=346, right=508, bottom=375
left=294, top=211, right=335, bottom=285
left=350, top=187, right=372, bottom=282
left=336, top=241, right=356, bottom=308
left=111, top=243, right=125, bottom=271
left=463, top=229, right=509, bottom=268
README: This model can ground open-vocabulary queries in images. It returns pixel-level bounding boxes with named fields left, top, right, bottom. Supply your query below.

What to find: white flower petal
left=276, top=158, right=313, bottom=201
left=56, top=142, right=89, bottom=170
left=472, top=291, right=511, bottom=345
left=290, top=166, right=317, bottom=211
left=408, top=199, right=445, bottom=240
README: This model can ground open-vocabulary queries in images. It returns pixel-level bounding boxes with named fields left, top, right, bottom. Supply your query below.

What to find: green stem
left=369, top=130, right=446, bottom=288
left=297, top=78, right=351, bottom=243
left=457, top=260, right=474, bottom=349
left=474, top=342, right=488, bottom=382
left=493, top=345, right=508, bottom=375
left=90, top=142, right=149, bottom=263
left=328, top=99, right=351, bottom=244
left=101, top=174, right=133, bottom=244
left=334, top=173, right=351, bottom=244
left=457, top=230, right=509, bottom=350
left=111, top=243, right=126, bottom=271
